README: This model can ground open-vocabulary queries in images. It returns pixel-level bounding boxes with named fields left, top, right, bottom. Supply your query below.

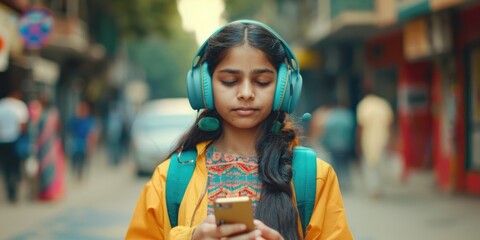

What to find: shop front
left=457, top=3, right=480, bottom=194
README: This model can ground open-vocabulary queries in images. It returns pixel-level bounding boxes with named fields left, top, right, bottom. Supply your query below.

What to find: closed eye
left=221, top=80, right=237, bottom=86
left=256, top=81, right=272, bottom=87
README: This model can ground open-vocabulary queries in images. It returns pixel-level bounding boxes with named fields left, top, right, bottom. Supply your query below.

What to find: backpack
left=165, top=146, right=317, bottom=236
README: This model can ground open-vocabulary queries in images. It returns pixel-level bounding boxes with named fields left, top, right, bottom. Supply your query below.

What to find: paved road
left=343, top=168, right=480, bottom=240
left=1, top=149, right=480, bottom=240
left=0, top=149, right=147, bottom=240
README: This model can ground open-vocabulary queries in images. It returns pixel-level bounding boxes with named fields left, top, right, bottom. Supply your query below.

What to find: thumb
left=204, top=214, right=216, bottom=224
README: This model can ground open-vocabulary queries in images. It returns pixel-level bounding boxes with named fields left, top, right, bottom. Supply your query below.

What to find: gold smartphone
left=213, top=196, right=255, bottom=232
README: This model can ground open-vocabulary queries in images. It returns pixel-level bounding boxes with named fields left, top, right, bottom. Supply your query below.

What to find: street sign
left=19, top=7, right=53, bottom=50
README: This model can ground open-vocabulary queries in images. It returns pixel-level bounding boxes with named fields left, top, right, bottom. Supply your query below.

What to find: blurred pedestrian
left=67, top=101, right=97, bottom=181
left=35, top=90, right=66, bottom=201
left=308, top=102, right=333, bottom=155
left=0, top=90, right=28, bottom=203
left=356, top=93, right=394, bottom=199
left=106, top=101, right=124, bottom=166
left=320, top=101, right=355, bottom=190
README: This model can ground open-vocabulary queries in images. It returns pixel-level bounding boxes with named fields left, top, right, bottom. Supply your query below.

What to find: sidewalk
left=344, top=164, right=480, bottom=240
left=0, top=147, right=143, bottom=240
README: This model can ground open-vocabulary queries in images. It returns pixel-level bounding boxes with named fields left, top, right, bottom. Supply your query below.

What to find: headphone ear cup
left=187, top=66, right=204, bottom=110
left=272, top=64, right=303, bottom=114
left=287, top=72, right=303, bottom=113
left=186, top=63, right=214, bottom=110
left=201, top=63, right=215, bottom=110
left=273, top=63, right=288, bottom=112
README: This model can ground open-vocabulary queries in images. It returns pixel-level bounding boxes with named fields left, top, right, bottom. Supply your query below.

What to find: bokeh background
left=1, top=0, right=480, bottom=239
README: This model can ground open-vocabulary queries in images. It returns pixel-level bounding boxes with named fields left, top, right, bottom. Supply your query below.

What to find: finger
left=214, top=223, right=248, bottom=237
left=228, top=229, right=261, bottom=240
left=204, top=214, right=216, bottom=224
left=254, top=220, right=283, bottom=240
left=193, top=222, right=219, bottom=239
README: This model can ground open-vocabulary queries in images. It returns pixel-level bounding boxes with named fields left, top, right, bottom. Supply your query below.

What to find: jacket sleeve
left=125, top=167, right=165, bottom=239
left=169, top=226, right=196, bottom=239
left=305, top=160, right=353, bottom=240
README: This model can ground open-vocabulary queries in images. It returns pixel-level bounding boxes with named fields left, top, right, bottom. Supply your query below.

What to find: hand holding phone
left=213, top=196, right=255, bottom=232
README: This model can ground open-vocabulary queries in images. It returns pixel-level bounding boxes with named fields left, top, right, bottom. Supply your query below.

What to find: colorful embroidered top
left=205, top=146, right=261, bottom=215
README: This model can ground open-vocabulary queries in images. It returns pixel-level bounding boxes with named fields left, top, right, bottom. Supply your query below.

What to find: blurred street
left=1, top=147, right=479, bottom=240
left=0, top=147, right=145, bottom=240
left=344, top=166, right=480, bottom=240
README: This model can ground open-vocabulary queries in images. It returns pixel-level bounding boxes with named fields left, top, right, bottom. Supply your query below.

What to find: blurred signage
left=19, top=7, right=53, bottom=50
left=0, top=4, right=13, bottom=72
left=430, top=0, right=463, bottom=11
left=293, top=47, right=322, bottom=69
left=398, top=84, right=429, bottom=114
left=396, top=0, right=429, bottom=21
left=403, top=11, right=452, bottom=61
left=0, top=24, right=8, bottom=71
left=403, top=17, right=431, bottom=60
left=396, top=0, right=464, bottom=21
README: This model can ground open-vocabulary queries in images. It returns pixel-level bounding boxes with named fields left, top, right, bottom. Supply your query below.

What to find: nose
left=237, top=80, right=255, bottom=100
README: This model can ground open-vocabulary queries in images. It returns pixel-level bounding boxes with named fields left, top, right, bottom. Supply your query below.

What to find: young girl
left=126, top=20, right=353, bottom=240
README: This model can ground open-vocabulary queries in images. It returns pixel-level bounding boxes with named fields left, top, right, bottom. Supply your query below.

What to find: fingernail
left=255, top=230, right=261, bottom=236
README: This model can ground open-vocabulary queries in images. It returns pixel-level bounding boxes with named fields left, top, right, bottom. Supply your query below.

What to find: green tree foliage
left=87, top=0, right=198, bottom=99
left=224, top=0, right=261, bottom=20
left=87, top=0, right=180, bottom=39
left=127, top=31, right=197, bottom=99
left=223, top=0, right=299, bottom=42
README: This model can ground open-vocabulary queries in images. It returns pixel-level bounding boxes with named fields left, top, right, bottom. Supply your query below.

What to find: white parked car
left=131, top=98, right=196, bottom=175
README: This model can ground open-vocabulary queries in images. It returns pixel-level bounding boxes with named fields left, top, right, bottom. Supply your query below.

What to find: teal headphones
left=186, top=19, right=303, bottom=114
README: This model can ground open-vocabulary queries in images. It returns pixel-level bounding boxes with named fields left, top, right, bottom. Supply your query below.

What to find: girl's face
left=212, top=44, right=277, bottom=132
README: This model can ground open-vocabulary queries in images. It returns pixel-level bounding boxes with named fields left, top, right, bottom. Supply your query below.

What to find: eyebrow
left=252, top=69, right=275, bottom=74
left=217, top=68, right=275, bottom=74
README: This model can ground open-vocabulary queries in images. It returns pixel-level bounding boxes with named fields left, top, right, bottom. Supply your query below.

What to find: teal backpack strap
left=292, top=146, right=317, bottom=236
left=166, top=149, right=198, bottom=228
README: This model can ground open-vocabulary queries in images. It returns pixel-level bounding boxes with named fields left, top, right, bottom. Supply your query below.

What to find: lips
left=232, top=107, right=258, bottom=116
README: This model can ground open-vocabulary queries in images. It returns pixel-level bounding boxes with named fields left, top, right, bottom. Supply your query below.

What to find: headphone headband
left=191, top=19, right=300, bottom=73
left=186, top=19, right=303, bottom=114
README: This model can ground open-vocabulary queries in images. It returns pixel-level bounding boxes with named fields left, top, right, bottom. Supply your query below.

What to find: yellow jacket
left=126, top=142, right=353, bottom=239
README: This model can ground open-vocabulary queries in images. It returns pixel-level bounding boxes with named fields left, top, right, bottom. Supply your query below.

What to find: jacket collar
left=195, top=141, right=211, bottom=155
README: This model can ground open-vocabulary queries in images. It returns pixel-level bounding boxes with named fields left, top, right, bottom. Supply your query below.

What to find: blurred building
left=39, top=0, right=109, bottom=130
left=0, top=0, right=113, bottom=144
left=0, top=0, right=31, bottom=97
left=303, top=0, right=480, bottom=195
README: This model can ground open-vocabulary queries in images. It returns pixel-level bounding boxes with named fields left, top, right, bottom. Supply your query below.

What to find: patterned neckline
left=206, top=146, right=258, bottom=162
left=205, top=145, right=261, bottom=215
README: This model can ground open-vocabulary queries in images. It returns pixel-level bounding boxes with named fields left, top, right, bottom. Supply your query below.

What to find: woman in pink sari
left=35, top=94, right=65, bottom=201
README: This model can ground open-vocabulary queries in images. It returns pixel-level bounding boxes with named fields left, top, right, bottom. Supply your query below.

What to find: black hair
left=171, top=22, right=301, bottom=239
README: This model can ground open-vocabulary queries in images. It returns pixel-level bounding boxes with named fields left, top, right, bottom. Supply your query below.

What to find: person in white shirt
left=357, top=93, right=394, bottom=199
left=0, top=90, right=29, bottom=203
